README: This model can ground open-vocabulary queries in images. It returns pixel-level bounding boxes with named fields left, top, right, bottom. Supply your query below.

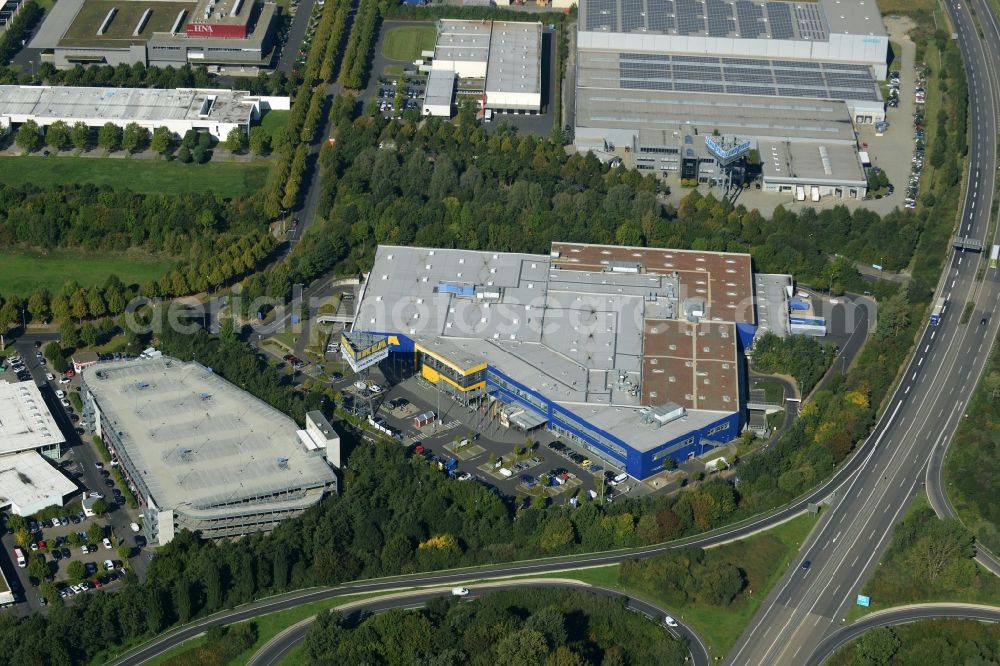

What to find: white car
left=61, top=399, right=71, bottom=408
left=353, top=380, right=367, bottom=392
left=129, top=522, right=140, bottom=533
left=59, top=378, right=71, bottom=385
left=664, top=615, right=678, bottom=628
left=451, top=587, right=470, bottom=597
left=89, top=492, right=104, bottom=499
left=56, top=390, right=65, bottom=399
left=102, top=537, right=113, bottom=550
left=45, top=373, right=54, bottom=381
left=51, top=517, right=61, bottom=527
left=368, top=383, right=383, bottom=394
left=104, top=559, right=115, bottom=571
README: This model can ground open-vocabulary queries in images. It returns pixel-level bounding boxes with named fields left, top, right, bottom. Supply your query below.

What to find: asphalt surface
left=245, top=580, right=710, bottom=666
left=806, top=603, right=1000, bottom=666
left=726, top=0, right=1000, bottom=662
left=925, top=0, right=1000, bottom=579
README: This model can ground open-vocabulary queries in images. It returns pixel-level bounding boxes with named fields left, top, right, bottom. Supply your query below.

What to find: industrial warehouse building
left=422, top=19, right=542, bottom=117
left=81, top=357, right=338, bottom=544
left=0, top=380, right=66, bottom=460
left=349, top=243, right=791, bottom=479
left=0, top=451, right=77, bottom=516
left=29, top=0, right=278, bottom=70
left=0, top=85, right=288, bottom=140
left=573, top=0, right=888, bottom=200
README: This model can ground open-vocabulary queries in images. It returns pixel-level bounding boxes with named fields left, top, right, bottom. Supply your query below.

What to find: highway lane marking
left=905, top=385, right=911, bottom=394
left=925, top=344, right=930, bottom=353
left=912, top=371, right=918, bottom=380
left=931, top=330, right=936, bottom=339
left=918, top=357, right=924, bottom=367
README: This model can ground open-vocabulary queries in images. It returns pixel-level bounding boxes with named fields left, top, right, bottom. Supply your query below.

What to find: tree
left=117, top=544, right=131, bottom=562
left=15, top=528, right=32, bottom=549
left=46, top=120, right=71, bottom=151
left=177, top=144, right=192, bottom=163
left=16, top=119, right=42, bottom=152
left=98, top=122, right=122, bottom=152
left=122, top=122, right=147, bottom=153
left=51, top=294, right=71, bottom=320
left=59, top=319, right=79, bottom=349
left=697, top=561, right=743, bottom=605
left=71, top=121, right=90, bottom=151
left=225, top=127, right=247, bottom=153
left=27, top=290, right=51, bottom=323
left=80, top=322, right=98, bottom=347
left=6, top=514, right=26, bottom=533
left=28, top=555, right=49, bottom=582
left=193, top=145, right=209, bottom=164
left=249, top=126, right=270, bottom=155
left=87, top=521, right=105, bottom=544
left=43, top=341, right=65, bottom=370
left=150, top=126, right=173, bottom=155
left=86, top=287, right=107, bottom=318
left=70, top=289, right=89, bottom=320
left=494, top=628, right=549, bottom=666
left=91, top=498, right=108, bottom=516
left=856, top=627, right=900, bottom=666
left=66, top=560, right=87, bottom=583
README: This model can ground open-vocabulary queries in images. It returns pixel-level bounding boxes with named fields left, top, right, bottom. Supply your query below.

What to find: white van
left=611, top=472, right=629, bottom=486
left=498, top=468, right=513, bottom=478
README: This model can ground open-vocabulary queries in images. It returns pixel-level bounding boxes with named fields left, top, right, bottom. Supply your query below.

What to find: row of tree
left=336, top=0, right=388, bottom=89
left=0, top=0, right=41, bottom=65
left=301, top=588, right=687, bottom=665
left=829, top=620, right=1000, bottom=666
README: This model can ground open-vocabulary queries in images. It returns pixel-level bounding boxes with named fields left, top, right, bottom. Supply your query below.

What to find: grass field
left=876, top=0, right=938, bottom=14
left=0, top=249, right=171, bottom=296
left=0, top=156, right=269, bottom=197
left=60, top=0, right=195, bottom=47
left=380, top=25, right=437, bottom=61
left=259, top=110, right=290, bottom=140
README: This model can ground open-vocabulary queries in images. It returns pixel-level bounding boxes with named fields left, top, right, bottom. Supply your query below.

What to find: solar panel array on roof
left=765, top=2, right=794, bottom=39
left=734, top=0, right=764, bottom=38
left=622, top=0, right=645, bottom=31
left=795, top=3, right=828, bottom=40
left=616, top=53, right=881, bottom=101
left=706, top=0, right=734, bottom=36
left=587, top=0, right=618, bottom=30
left=646, top=0, right=676, bottom=31
left=676, top=0, right=704, bottom=35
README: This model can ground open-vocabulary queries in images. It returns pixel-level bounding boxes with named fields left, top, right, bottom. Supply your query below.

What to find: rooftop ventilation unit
left=277, top=456, right=289, bottom=469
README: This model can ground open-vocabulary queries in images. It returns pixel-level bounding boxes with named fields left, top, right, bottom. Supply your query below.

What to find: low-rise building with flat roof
left=81, top=357, right=338, bottom=544
left=350, top=243, right=761, bottom=479
left=0, top=450, right=78, bottom=516
left=423, top=19, right=542, bottom=116
left=0, top=380, right=66, bottom=460
left=0, top=85, right=287, bottom=139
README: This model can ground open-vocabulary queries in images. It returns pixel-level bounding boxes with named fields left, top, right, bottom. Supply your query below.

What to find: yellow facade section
left=421, top=364, right=485, bottom=393
left=414, top=343, right=487, bottom=376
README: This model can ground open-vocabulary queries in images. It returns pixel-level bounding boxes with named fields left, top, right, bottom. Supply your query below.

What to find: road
left=726, top=0, right=1000, bottom=662
left=925, top=0, right=1000, bottom=578
left=806, top=603, right=1000, bottom=666
left=245, top=580, right=710, bottom=666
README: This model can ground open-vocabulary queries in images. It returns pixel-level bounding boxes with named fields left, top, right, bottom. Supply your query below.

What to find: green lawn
left=751, top=377, right=785, bottom=404
left=380, top=25, right=437, bottom=61
left=0, top=249, right=171, bottom=296
left=259, top=110, right=291, bottom=140
left=0, top=156, right=269, bottom=197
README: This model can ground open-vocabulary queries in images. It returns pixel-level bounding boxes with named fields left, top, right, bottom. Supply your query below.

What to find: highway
left=244, top=580, right=710, bottom=666
left=725, top=0, right=1000, bottom=662
left=926, top=0, right=1000, bottom=578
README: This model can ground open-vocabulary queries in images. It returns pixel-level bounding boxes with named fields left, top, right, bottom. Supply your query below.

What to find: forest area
left=300, top=589, right=687, bottom=665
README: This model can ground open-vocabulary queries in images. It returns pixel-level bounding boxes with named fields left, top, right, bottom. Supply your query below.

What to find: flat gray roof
left=754, top=273, right=792, bottom=338
left=356, top=244, right=749, bottom=448
left=0, top=451, right=77, bottom=513
left=0, top=85, right=256, bottom=125
left=0, top=381, right=65, bottom=457
left=759, top=138, right=866, bottom=184
left=83, top=357, right=336, bottom=518
left=579, top=0, right=884, bottom=39
left=425, top=68, right=455, bottom=107
left=435, top=18, right=491, bottom=62
left=485, top=21, right=542, bottom=95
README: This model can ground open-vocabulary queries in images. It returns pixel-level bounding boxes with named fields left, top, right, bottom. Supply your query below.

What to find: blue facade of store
left=372, top=331, right=743, bottom=479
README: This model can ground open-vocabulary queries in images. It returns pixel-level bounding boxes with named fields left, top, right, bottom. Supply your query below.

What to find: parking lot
left=344, top=372, right=651, bottom=505
left=372, top=77, right=425, bottom=120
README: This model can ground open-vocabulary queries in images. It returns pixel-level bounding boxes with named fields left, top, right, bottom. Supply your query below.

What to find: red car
left=36, top=541, right=46, bottom=551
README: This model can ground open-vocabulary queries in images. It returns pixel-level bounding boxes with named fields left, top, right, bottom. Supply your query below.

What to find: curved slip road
left=246, top=579, right=710, bottom=666
left=806, top=603, right=1000, bottom=666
